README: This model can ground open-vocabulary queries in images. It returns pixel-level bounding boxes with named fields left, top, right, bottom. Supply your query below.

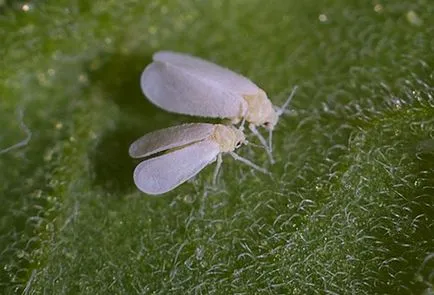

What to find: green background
left=1, top=0, right=433, bottom=294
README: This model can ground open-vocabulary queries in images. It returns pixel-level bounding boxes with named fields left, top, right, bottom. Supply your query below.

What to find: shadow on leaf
left=87, top=52, right=162, bottom=194
left=90, top=121, right=142, bottom=194
left=89, top=52, right=155, bottom=117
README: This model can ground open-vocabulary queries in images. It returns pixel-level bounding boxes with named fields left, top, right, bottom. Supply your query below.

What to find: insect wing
left=141, top=61, right=246, bottom=118
left=133, top=140, right=220, bottom=195
left=129, top=123, right=215, bottom=159
left=153, top=51, right=259, bottom=95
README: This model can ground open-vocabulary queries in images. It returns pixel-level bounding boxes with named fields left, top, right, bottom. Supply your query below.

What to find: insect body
left=129, top=123, right=268, bottom=195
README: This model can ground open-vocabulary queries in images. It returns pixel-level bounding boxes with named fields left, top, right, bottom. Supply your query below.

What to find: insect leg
left=268, top=128, right=273, bottom=158
left=249, top=124, right=274, bottom=164
left=213, top=154, right=223, bottom=185
left=229, top=152, right=271, bottom=176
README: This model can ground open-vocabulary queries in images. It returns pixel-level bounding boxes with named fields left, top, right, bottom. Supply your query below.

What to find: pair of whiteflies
left=129, top=51, right=297, bottom=195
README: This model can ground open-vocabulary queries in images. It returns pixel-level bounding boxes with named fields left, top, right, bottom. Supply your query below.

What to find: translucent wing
left=133, top=140, right=220, bottom=195
left=129, top=123, right=215, bottom=159
left=141, top=51, right=257, bottom=118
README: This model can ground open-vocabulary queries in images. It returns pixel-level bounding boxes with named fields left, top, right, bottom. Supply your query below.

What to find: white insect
left=129, top=123, right=269, bottom=195
left=140, top=50, right=298, bottom=163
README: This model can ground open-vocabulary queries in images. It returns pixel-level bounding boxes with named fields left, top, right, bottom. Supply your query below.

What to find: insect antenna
left=276, top=85, right=298, bottom=117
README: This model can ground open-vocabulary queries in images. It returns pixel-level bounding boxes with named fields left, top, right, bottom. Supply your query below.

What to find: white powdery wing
left=141, top=56, right=250, bottom=119
left=133, top=140, right=220, bottom=195
left=153, top=51, right=259, bottom=95
left=129, top=123, right=215, bottom=158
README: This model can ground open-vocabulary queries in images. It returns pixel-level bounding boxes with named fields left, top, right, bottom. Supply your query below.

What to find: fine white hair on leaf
left=140, top=50, right=298, bottom=163
left=129, top=123, right=269, bottom=195
left=0, top=106, right=32, bottom=155
left=22, top=269, right=36, bottom=295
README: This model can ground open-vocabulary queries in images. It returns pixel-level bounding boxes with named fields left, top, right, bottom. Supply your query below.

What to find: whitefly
left=129, top=123, right=269, bottom=195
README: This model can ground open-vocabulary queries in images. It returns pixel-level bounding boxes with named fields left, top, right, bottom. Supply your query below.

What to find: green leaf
left=1, top=0, right=433, bottom=294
